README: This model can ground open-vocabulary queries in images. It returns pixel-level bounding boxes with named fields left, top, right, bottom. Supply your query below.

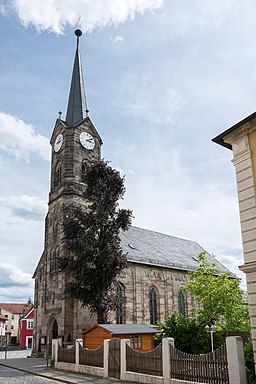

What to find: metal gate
left=108, top=338, right=120, bottom=379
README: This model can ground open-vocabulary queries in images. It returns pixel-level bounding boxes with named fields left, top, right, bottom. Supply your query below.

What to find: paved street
left=0, top=349, right=31, bottom=359
left=0, top=350, right=122, bottom=383
left=0, top=366, right=56, bottom=383
left=0, top=364, right=122, bottom=383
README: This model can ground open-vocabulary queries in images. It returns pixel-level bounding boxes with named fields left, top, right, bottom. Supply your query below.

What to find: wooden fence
left=126, top=343, right=163, bottom=376
left=52, top=336, right=246, bottom=384
left=169, top=343, right=229, bottom=383
left=58, top=344, right=76, bottom=364
left=79, top=343, right=104, bottom=367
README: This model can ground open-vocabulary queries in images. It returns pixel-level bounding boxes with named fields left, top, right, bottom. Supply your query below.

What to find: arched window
left=81, top=160, right=87, bottom=182
left=54, top=163, right=62, bottom=187
left=50, top=250, right=55, bottom=273
left=55, top=247, right=59, bottom=271
left=116, top=283, right=126, bottom=324
left=178, top=291, right=186, bottom=317
left=149, top=286, right=158, bottom=325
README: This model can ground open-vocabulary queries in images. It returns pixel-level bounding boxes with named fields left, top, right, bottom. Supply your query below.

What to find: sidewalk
left=0, top=350, right=120, bottom=383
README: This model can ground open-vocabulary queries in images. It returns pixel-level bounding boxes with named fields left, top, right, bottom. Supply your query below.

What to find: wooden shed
left=81, top=324, right=158, bottom=351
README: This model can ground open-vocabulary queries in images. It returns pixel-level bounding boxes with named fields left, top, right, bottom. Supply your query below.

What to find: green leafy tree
left=184, top=252, right=250, bottom=331
left=155, top=314, right=210, bottom=354
left=60, top=160, right=132, bottom=323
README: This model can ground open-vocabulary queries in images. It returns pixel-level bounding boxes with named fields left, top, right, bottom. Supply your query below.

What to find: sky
left=1, top=0, right=255, bottom=302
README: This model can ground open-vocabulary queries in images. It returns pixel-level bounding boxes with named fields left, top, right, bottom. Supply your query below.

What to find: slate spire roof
left=65, top=29, right=88, bottom=126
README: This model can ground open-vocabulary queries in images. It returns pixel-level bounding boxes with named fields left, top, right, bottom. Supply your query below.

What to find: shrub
left=244, top=339, right=256, bottom=384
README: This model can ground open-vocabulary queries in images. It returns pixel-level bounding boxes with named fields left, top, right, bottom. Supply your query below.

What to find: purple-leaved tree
left=60, top=160, right=132, bottom=323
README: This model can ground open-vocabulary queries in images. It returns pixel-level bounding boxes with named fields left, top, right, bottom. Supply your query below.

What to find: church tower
left=33, top=30, right=102, bottom=355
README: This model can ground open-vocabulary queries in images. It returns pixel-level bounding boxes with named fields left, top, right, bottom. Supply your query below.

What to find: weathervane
left=75, top=15, right=82, bottom=48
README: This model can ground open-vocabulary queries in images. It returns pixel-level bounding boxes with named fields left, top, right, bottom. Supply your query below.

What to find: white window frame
left=27, top=320, right=33, bottom=330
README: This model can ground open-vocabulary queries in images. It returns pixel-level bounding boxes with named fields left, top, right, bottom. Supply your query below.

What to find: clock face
left=80, top=132, right=95, bottom=150
left=54, top=133, right=63, bottom=152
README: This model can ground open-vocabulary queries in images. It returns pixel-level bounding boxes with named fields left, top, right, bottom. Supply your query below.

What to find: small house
left=0, top=313, right=7, bottom=337
left=0, top=302, right=33, bottom=345
left=82, top=324, right=158, bottom=351
left=20, top=307, right=34, bottom=349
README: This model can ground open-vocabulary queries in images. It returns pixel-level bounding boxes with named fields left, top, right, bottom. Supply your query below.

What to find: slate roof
left=97, top=324, right=157, bottom=335
left=120, top=226, right=230, bottom=274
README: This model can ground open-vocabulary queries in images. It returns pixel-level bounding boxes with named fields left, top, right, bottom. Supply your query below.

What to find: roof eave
left=212, top=111, right=256, bottom=150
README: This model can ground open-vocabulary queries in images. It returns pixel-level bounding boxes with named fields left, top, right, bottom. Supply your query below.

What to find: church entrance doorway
left=52, top=319, right=58, bottom=339
left=47, top=317, right=59, bottom=357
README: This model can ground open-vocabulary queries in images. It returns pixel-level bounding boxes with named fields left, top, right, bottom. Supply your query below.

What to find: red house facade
left=20, top=307, right=34, bottom=349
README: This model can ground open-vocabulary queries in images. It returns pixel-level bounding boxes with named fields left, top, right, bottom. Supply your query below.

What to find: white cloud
left=0, top=195, right=47, bottom=221
left=10, top=0, right=164, bottom=34
left=113, top=35, right=124, bottom=44
left=0, top=197, right=45, bottom=298
left=0, top=263, right=32, bottom=287
left=0, top=263, right=33, bottom=302
left=0, top=112, right=50, bottom=161
left=216, top=253, right=246, bottom=290
left=0, top=1, right=5, bottom=14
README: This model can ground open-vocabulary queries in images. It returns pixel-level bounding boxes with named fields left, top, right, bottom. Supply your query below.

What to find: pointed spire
left=65, top=29, right=89, bottom=126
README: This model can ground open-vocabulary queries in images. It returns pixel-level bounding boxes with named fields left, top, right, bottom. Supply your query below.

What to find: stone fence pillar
left=120, top=339, right=130, bottom=381
left=103, top=339, right=110, bottom=377
left=75, top=339, right=83, bottom=365
left=162, top=337, right=174, bottom=383
left=226, top=336, right=246, bottom=384
left=51, top=339, right=59, bottom=368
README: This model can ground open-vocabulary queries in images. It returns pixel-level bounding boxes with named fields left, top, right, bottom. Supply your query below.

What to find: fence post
left=226, top=336, right=246, bottom=384
left=120, top=339, right=129, bottom=381
left=103, top=339, right=110, bottom=377
left=75, top=339, right=83, bottom=365
left=51, top=339, right=59, bottom=368
left=162, top=337, right=174, bottom=383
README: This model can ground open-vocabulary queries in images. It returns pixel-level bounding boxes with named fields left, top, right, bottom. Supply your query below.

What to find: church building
left=33, top=30, right=230, bottom=356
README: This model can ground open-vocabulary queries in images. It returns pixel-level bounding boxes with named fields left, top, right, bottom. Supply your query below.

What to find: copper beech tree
left=60, top=160, right=132, bottom=323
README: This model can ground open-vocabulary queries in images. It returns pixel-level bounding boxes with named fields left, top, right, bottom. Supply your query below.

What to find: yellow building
left=213, top=112, right=256, bottom=371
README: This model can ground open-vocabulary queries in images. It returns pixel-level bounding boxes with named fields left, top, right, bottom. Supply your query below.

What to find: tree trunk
left=97, top=312, right=108, bottom=324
